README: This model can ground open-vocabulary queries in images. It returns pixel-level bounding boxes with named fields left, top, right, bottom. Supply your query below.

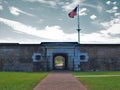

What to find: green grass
left=55, top=59, right=63, bottom=65
left=73, top=71, right=120, bottom=75
left=72, top=71, right=120, bottom=90
left=0, top=72, right=48, bottom=90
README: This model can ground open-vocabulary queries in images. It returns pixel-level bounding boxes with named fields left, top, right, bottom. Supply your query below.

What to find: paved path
left=34, top=71, right=87, bottom=90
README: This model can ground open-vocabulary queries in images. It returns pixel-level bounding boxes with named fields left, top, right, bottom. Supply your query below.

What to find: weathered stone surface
left=0, top=43, right=120, bottom=71
left=80, top=45, right=120, bottom=71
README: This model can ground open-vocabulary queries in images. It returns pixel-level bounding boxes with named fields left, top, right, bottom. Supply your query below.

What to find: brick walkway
left=34, top=71, right=87, bottom=90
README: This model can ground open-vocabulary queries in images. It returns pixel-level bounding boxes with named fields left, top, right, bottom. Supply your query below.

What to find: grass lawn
left=72, top=71, right=120, bottom=90
left=55, top=59, right=63, bottom=65
left=0, top=72, right=48, bottom=90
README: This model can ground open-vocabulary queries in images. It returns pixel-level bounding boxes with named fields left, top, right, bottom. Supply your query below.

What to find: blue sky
left=0, top=0, right=120, bottom=44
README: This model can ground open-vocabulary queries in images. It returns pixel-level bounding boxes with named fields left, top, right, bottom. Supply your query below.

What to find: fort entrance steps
left=34, top=71, right=87, bottom=90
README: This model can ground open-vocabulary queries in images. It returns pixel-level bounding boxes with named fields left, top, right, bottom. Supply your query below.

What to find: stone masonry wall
left=0, top=44, right=120, bottom=71
left=79, top=45, right=120, bottom=71
left=0, top=44, right=46, bottom=72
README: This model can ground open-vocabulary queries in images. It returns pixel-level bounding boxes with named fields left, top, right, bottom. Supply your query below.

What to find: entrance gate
left=53, top=53, right=68, bottom=70
left=40, top=42, right=88, bottom=71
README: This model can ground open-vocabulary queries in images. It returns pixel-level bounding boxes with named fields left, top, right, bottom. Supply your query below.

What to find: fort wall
left=0, top=43, right=120, bottom=71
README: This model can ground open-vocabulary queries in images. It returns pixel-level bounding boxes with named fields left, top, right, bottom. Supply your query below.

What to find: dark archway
left=53, top=53, right=68, bottom=70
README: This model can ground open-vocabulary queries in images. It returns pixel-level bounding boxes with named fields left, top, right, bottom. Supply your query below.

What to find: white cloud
left=62, top=0, right=85, bottom=11
left=0, top=5, right=3, bottom=10
left=79, top=8, right=87, bottom=16
left=112, top=6, right=118, bottom=10
left=9, top=7, right=19, bottom=16
left=81, top=22, right=120, bottom=43
left=24, top=0, right=56, bottom=7
left=106, top=1, right=111, bottom=5
left=81, top=33, right=120, bottom=43
left=81, top=3, right=103, bottom=13
left=90, top=15, right=97, bottom=20
left=9, top=6, right=34, bottom=16
left=99, top=17, right=120, bottom=43
left=106, top=1, right=118, bottom=5
left=100, top=17, right=120, bottom=29
left=0, top=17, right=77, bottom=41
left=0, top=17, right=120, bottom=44
left=81, top=33, right=110, bottom=43
left=100, top=22, right=110, bottom=29
left=113, top=1, right=117, bottom=5
left=106, top=9, right=116, bottom=13
left=80, top=8, right=87, bottom=12
left=100, top=24, right=120, bottom=35
left=114, top=13, right=120, bottom=16
left=106, top=6, right=118, bottom=14
left=62, top=0, right=103, bottom=13
left=0, top=37, right=49, bottom=44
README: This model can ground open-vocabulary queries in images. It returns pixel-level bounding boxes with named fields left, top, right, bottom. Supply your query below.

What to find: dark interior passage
left=53, top=53, right=68, bottom=70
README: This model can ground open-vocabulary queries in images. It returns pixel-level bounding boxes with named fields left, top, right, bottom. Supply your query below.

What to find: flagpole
left=77, top=5, right=80, bottom=44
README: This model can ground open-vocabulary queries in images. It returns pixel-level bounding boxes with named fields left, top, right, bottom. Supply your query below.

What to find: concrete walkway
left=34, top=71, right=87, bottom=90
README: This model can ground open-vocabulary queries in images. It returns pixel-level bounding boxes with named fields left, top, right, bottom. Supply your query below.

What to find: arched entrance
left=53, top=53, right=68, bottom=70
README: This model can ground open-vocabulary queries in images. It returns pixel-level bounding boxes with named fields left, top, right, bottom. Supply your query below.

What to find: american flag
left=68, top=6, right=77, bottom=18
